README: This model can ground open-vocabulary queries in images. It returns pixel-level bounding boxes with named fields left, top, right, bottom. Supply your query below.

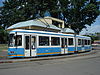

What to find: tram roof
left=7, top=20, right=61, bottom=31
left=61, top=28, right=75, bottom=33
left=76, top=35, right=91, bottom=39
left=10, top=29, right=91, bottom=39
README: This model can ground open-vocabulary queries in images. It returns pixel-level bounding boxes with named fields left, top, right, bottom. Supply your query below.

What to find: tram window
left=78, top=39, right=81, bottom=45
left=15, top=35, right=22, bottom=46
left=51, top=37, right=60, bottom=46
left=89, top=40, right=91, bottom=45
left=25, top=36, right=29, bottom=49
left=85, top=40, right=88, bottom=45
left=68, top=38, right=74, bottom=45
left=88, top=40, right=91, bottom=45
left=39, top=36, right=49, bottom=46
left=9, top=34, right=15, bottom=47
left=65, top=38, right=67, bottom=46
left=82, top=39, right=85, bottom=46
left=31, top=36, right=36, bottom=49
left=61, top=38, right=67, bottom=48
left=61, top=38, right=64, bottom=48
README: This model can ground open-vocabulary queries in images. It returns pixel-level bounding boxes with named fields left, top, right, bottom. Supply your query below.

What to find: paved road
left=0, top=50, right=100, bottom=75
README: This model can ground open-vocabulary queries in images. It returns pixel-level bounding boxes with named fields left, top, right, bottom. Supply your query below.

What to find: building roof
left=61, top=28, right=75, bottom=33
left=7, top=20, right=61, bottom=31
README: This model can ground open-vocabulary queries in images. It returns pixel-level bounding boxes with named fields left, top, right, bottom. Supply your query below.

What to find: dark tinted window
left=39, top=36, right=49, bottom=46
left=61, top=38, right=67, bottom=48
left=85, top=40, right=88, bottom=45
left=68, top=38, right=74, bottom=45
left=65, top=38, right=67, bottom=46
left=78, top=39, right=81, bottom=45
left=31, top=36, right=36, bottom=49
left=82, top=39, right=85, bottom=46
left=88, top=40, right=91, bottom=45
left=9, top=34, right=15, bottom=47
left=51, top=37, right=60, bottom=46
left=15, top=35, right=22, bottom=46
left=25, top=36, right=29, bottom=49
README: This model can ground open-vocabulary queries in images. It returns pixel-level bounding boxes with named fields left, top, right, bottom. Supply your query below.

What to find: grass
left=0, top=44, right=8, bottom=52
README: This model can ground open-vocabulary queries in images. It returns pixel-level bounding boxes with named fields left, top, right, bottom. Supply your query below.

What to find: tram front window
left=15, top=35, right=22, bottom=46
left=9, top=34, right=15, bottom=47
left=9, top=34, right=22, bottom=47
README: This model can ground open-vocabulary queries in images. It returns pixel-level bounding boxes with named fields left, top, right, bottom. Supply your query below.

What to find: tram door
left=61, top=38, right=68, bottom=54
left=24, top=35, right=37, bottom=57
left=82, top=39, right=85, bottom=51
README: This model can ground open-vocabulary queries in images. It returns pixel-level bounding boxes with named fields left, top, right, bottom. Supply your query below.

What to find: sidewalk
left=0, top=49, right=8, bottom=60
left=0, top=50, right=97, bottom=64
left=0, top=44, right=8, bottom=59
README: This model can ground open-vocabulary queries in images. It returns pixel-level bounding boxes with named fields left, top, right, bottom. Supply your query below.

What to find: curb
left=0, top=55, right=8, bottom=59
left=0, top=56, right=4, bottom=57
left=0, top=50, right=97, bottom=64
left=0, top=56, right=7, bottom=57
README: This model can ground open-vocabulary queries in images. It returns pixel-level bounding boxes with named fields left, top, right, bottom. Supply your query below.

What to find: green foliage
left=84, top=33, right=100, bottom=43
left=0, top=0, right=99, bottom=33
left=0, top=0, right=99, bottom=43
left=0, top=0, right=37, bottom=28
left=0, top=27, right=8, bottom=44
left=63, top=0, right=100, bottom=34
left=95, top=33, right=100, bottom=40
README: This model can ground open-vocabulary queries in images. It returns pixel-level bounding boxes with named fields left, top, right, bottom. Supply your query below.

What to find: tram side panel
left=67, top=37, right=76, bottom=53
left=37, top=47, right=61, bottom=56
left=36, top=35, right=61, bottom=56
left=84, top=39, right=91, bottom=51
left=76, top=37, right=91, bottom=52
left=8, top=48, right=24, bottom=58
left=76, top=38, right=84, bottom=52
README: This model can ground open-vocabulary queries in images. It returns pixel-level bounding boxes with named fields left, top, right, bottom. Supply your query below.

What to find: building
left=7, top=17, right=74, bottom=34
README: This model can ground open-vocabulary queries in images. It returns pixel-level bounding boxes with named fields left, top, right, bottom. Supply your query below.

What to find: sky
left=0, top=0, right=100, bottom=35
left=80, top=15, right=100, bottom=35
left=0, top=0, right=4, bottom=6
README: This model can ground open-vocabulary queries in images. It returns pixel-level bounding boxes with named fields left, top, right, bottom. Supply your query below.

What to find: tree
left=0, top=0, right=58, bottom=28
left=0, top=26, right=8, bottom=44
left=62, top=0, right=100, bottom=34
left=84, top=32, right=100, bottom=43
left=0, top=0, right=100, bottom=34
left=0, top=0, right=37, bottom=28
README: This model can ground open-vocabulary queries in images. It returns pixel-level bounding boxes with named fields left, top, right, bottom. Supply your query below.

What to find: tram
left=8, top=29, right=91, bottom=58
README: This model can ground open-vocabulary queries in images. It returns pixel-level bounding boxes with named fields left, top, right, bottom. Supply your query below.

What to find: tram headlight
left=10, top=51, right=14, bottom=53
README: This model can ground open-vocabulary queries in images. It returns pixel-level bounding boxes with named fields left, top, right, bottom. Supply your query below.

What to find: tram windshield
left=9, top=34, right=15, bottom=47
left=9, top=34, right=22, bottom=47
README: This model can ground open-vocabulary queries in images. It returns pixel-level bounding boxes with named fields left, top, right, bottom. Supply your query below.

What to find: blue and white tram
left=8, top=29, right=91, bottom=58
left=76, top=35, right=91, bottom=52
